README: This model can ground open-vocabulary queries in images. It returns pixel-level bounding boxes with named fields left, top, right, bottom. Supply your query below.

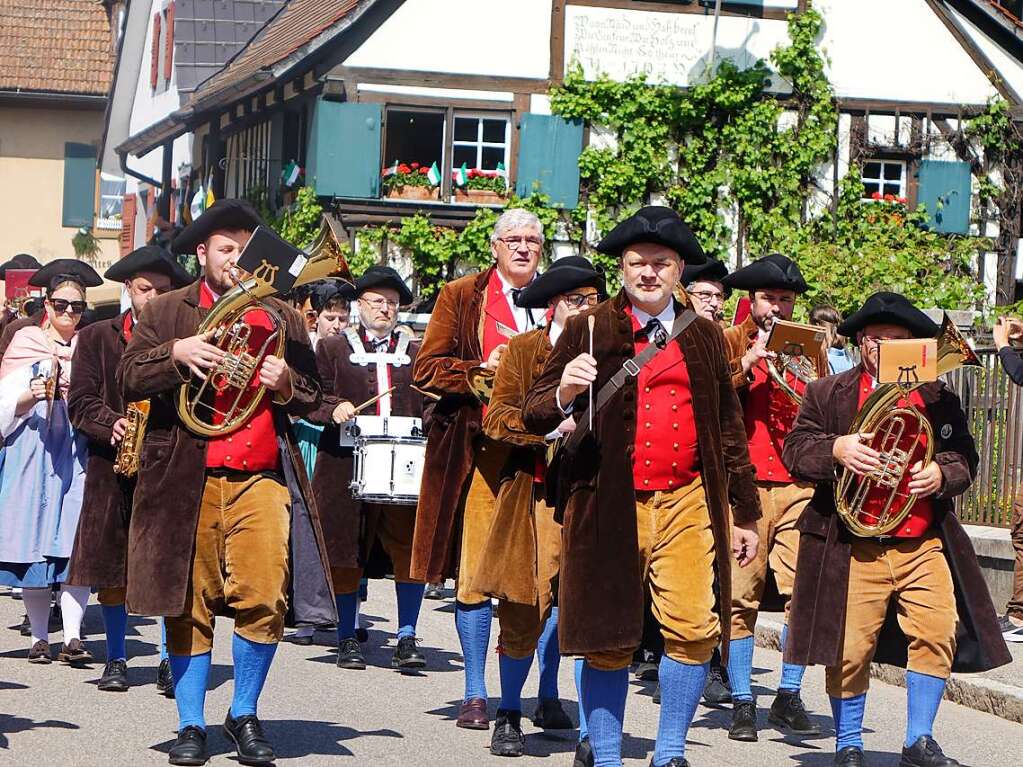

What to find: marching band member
left=682, top=258, right=729, bottom=325
left=411, top=209, right=542, bottom=730
left=522, top=207, right=761, bottom=767
left=0, top=259, right=102, bottom=665
left=65, top=246, right=191, bottom=693
left=310, top=265, right=428, bottom=671
left=309, top=280, right=350, bottom=350
left=475, top=256, right=605, bottom=758
left=782, top=292, right=1011, bottom=767
left=118, top=199, right=336, bottom=766
left=0, top=253, right=42, bottom=328
left=720, top=253, right=827, bottom=740
left=0, top=253, right=45, bottom=358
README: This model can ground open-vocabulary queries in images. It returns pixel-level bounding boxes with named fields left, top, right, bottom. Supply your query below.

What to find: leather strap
left=565, top=308, right=698, bottom=451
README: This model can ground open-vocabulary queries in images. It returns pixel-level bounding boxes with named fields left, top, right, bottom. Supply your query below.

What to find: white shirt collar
left=549, top=319, right=564, bottom=346
left=631, top=300, right=675, bottom=329
left=495, top=267, right=536, bottom=296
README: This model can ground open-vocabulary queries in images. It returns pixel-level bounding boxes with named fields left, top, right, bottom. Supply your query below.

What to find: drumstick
left=588, top=315, right=595, bottom=431
left=353, top=386, right=397, bottom=415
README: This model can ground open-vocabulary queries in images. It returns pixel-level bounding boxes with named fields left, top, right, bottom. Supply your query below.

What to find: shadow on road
left=0, top=713, right=78, bottom=750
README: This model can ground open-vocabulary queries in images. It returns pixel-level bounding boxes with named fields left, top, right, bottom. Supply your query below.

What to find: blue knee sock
left=455, top=600, right=492, bottom=702
left=101, top=604, right=128, bottom=662
left=537, top=606, right=561, bottom=700
left=169, top=652, right=211, bottom=730
left=779, top=624, right=806, bottom=692
left=230, top=633, right=278, bottom=719
left=498, top=653, right=534, bottom=712
left=575, top=658, right=588, bottom=742
left=335, top=592, right=358, bottom=643
left=159, top=619, right=168, bottom=661
left=580, top=663, right=628, bottom=767
left=830, top=694, right=866, bottom=751
left=394, top=582, right=424, bottom=640
left=905, top=671, right=946, bottom=747
left=726, top=636, right=755, bottom=702
left=359, top=578, right=369, bottom=602
left=653, top=657, right=709, bottom=765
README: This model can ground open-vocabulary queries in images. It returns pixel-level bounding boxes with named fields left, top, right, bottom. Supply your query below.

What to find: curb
left=754, top=617, right=1023, bottom=725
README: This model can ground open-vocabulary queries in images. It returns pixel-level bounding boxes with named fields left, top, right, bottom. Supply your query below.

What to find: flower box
left=386, top=185, right=439, bottom=201
left=453, top=188, right=507, bottom=205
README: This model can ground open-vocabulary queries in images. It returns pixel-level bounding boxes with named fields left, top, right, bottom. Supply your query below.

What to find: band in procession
left=0, top=198, right=1013, bottom=767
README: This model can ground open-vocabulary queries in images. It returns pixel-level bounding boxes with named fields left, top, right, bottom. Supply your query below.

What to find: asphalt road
left=0, top=584, right=1019, bottom=766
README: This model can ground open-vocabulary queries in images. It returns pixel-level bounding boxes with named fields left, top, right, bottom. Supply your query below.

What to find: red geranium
left=398, top=163, right=411, bottom=174
left=419, top=167, right=428, bottom=175
left=411, top=162, right=420, bottom=169
left=871, top=191, right=882, bottom=200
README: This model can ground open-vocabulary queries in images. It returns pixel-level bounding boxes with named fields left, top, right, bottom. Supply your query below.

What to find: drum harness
left=344, top=326, right=412, bottom=418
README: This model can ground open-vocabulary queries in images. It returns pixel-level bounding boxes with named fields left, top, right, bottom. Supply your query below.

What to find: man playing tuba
left=782, top=292, right=1011, bottom=767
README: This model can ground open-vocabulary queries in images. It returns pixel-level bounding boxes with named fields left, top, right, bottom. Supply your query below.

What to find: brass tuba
left=834, top=315, right=980, bottom=537
left=113, top=400, right=150, bottom=477
left=176, top=219, right=351, bottom=437
left=767, top=353, right=819, bottom=405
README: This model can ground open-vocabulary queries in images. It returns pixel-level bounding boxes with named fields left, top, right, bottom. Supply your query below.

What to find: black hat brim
left=514, top=264, right=606, bottom=309
left=837, top=293, right=939, bottom=338
left=353, top=267, right=413, bottom=306
left=595, top=206, right=707, bottom=264
left=28, top=259, right=103, bottom=289
left=721, top=253, right=809, bottom=294
left=104, top=245, right=193, bottom=287
left=171, top=199, right=263, bottom=255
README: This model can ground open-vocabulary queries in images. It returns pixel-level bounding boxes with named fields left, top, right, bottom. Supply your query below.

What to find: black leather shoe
left=899, top=736, right=960, bottom=767
left=728, top=700, right=758, bottom=741
left=392, top=636, right=426, bottom=670
left=355, top=627, right=369, bottom=643
left=57, top=638, right=94, bottom=666
left=649, top=759, right=689, bottom=767
left=768, top=690, right=821, bottom=734
left=224, top=711, right=276, bottom=765
left=168, top=725, right=207, bottom=766
left=634, top=649, right=659, bottom=680
left=835, top=746, right=867, bottom=766
left=424, top=582, right=445, bottom=600
left=490, top=709, right=525, bottom=757
left=652, top=682, right=661, bottom=705
left=336, top=637, right=366, bottom=670
left=157, top=657, right=175, bottom=697
left=702, top=658, right=732, bottom=707
left=98, top=659, right=129, bottom=691
left=531, top=698, right=573, bottom=729
left=573, top=738, right=594, bottom=767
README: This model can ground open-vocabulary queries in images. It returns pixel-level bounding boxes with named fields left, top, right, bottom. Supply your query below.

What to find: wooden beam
left=338, top=66, right=551, bottom=94
left=355, top=91, right=514, bottom=111
left=550, top=0, right=567, bottom=84
left=565, top=0, right=790, bottom=21
left=837, top=97, right=991, bottom=117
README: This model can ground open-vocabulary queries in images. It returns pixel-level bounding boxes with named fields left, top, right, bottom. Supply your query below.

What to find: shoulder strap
left=565, top=308, right=699, bottom=452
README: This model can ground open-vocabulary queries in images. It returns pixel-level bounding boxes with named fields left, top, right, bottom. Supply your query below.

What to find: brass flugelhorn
left=176, top=219, right=351, bottom=437
left=834, top=315, right=980, bottom=537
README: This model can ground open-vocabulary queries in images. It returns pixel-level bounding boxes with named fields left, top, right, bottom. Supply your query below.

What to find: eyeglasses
left=49, top=298, right=87, bottom=315
left=564, top=293, right=600, bottom=308
left=689, top=290, right=724, bottom=303
left=498, top=236, right=543, bottom=250
left=303, top=310, right=318, bottom=320
left=360, top=297, right=399, bottom=310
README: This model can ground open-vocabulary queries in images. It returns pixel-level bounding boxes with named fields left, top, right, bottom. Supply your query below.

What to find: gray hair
left=490, top=208, right=544, bottom=246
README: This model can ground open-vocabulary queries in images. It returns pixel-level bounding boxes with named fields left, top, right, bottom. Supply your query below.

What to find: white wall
left=344, top=0, right=551, bottom=79
left=952, top=5, right=1023, bottom=102
left=816, top=0, right=997, bottom=104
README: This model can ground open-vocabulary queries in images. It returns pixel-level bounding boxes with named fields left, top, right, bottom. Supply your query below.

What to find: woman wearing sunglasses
left=0, top=258, right=102, bottom=665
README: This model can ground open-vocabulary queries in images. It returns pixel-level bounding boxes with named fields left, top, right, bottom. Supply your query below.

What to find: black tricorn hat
left=682, top=258, right=730, bottom=296
left=350, top=265, right=413, bottom=306
left=104, top=245, right=192, bottom=287
left=0, top=253, right=42, bottom=278
left=595, top=206, right=707, bottom=264
left=28, top=259, right=103, bottom=290
left=722, top=252, right=809, bottom=294
left=171, top=198, right=263, bottom=255
left=514, top=256, right=607, bottom=309
left=837, top=292, right=939, bottom=339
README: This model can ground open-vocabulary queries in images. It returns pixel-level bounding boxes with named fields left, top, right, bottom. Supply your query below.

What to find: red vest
left=745, top=358, right=803, bottom=484
left=482, top=269, right=519, bottom=361
left=200, top=281, right=281, bottom=473
left=856, top=372, right=933, bottom=537
left=122, top=311, right=135, bottom=342
left=628, top=308, right=700, bottom=492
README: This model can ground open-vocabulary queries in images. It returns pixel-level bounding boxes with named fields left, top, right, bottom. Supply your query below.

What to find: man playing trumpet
left=782, top=292, right=1010, bottom=767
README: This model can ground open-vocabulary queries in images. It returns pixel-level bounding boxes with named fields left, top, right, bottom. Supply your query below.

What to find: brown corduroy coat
left=65, top=311, right=133, bottom=589
left=781, top=365, right=1011, bottom=673
left=473, top=325, right=554, bottom=605
left=116, top=280, right=337, bottom=627
left=521, top=292, right=762, bottom=655
left=409, top=268, right=495, bottom=582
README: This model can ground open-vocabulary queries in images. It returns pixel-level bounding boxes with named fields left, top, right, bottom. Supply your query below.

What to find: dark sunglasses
left=49, top=298, right=87, bottom=315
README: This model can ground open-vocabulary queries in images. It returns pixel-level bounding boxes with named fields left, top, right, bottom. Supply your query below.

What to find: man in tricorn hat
left=0, top=253, right=44, bottom=353
left=66, top=246, right=192, bottom=693
left=782, top=292, right=1010, bottom=767
left=719, top=253, right=828, bottom=741
left=523, top=206, right=761, bottom=767
left=682, top=258, right=730, bottom=325
left=308, top=265, right=430, bottom=672
left=118, top=199, right=335, bottom=766
left=475, top=255, right=606, bottom=759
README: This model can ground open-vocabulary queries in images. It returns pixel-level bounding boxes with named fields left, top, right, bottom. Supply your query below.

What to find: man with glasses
left=683, top=259, right=730, bottom=325
left=412, top=208, right=543, bottom=731
left=720, top=253, right=827, bottom=743
left=309, top=266, right=429, bottom=671
left=475, top=256, right=605, bottom=759
left=66, top=246, right=192, bottom=693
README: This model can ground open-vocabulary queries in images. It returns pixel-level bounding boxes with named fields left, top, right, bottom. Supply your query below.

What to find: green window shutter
left=916, top=160, right=971, bottom=234
left=307, top=100, right=381, bottom=198
left=62, top=142, right=97, bottom=228
left=515, top=114, right=584, bottom=209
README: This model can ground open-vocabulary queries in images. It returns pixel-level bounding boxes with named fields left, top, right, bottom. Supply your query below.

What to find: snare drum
left=350, top=435, right=426, bottom=505
left=340, top=415, right=423, bottom=446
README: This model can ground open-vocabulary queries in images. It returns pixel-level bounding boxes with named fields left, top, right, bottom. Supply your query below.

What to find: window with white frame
left=451, top=113, right=510, bottom=174
left=862, top=159, right=907, bottom=200
left=97, top=174, right=127, bottom=230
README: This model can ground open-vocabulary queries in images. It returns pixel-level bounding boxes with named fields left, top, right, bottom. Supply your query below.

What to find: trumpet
left=113, top=400, right=150, bottom=478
